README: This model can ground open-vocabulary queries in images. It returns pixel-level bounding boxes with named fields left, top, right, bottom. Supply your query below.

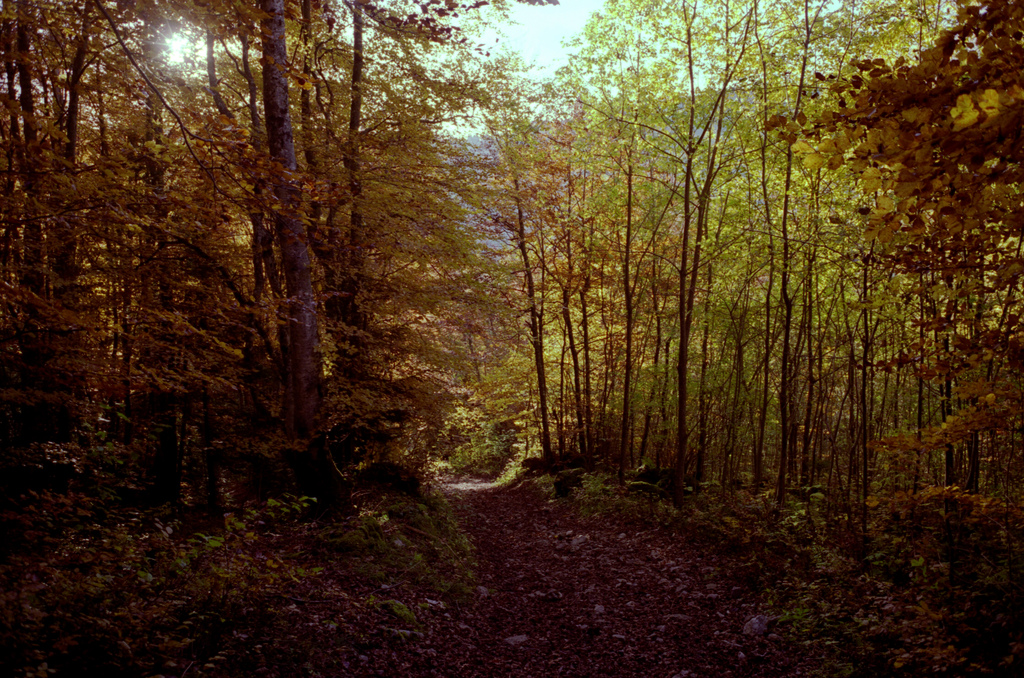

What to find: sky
left=166, top=1, right=607, bottom=74
left=486, top=0, right=606, bottom=77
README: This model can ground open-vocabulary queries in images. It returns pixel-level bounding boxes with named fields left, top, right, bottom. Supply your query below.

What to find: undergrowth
left=0, top=479, right=475, bottom=678
left=0, top=490, right=320, bottom=677
left=316, top=487, right=476, bottom=600
left=532, top=466, right=1024, bottom=677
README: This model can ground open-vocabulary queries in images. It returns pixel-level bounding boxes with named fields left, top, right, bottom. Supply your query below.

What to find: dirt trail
left=351, top=478, right=819, bottom=677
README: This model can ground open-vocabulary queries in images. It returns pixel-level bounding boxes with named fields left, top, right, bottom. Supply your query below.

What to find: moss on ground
left=381, top=599, right=418, bottom=626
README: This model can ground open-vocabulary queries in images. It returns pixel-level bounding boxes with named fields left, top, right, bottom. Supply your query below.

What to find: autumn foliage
left=819, top=0, right=1024, bottom=476
left=4, top=0, right=1024, bottom=673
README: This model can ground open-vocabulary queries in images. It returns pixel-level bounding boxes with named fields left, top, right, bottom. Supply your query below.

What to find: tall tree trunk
left=563, top=285, right=587, bottom=461
left=580, top=279, right=595, bottom=468
left=203, top=385, right=219, bottom=509
left=724, top=294, right=747, bottom=487
left=752, top=0, right=772, bottom=494
left=696, top=252, right=713, bottom=492
left=557, top=323, right=567, bottom=459
left=300, top=0, right=321, bottom=225
left=51, top=4, right=91, bottom=440
left=674, top=149, right=703, bottom=503
left=15, top=0, right=43, bottom=352
left=259, top=0, right=348, bottom=508
left=341, top=3, right=365, bottom=336
left=514, top=178, right=553, bottom=467
left=62, top=5, right=91, bottom=164
left=755, top=238, right=774, bottom=491
left=860, top=251, right=872, bottom=547
left=261, top=0, right=320, bottom=441
left=638, top=272, right=664, bottom=465
left=2, top=3, right=18, bottom=199
left=774, top=0, right=814, bottom=507
left=139, top=13, right=180, bottom=504
left=618, top=162, right=634, bottom=484
left=234, top=33, right=288, bottom=427
left=239, top=35, right=282, bottom=304
left=800, top=254, right=816, bottom=486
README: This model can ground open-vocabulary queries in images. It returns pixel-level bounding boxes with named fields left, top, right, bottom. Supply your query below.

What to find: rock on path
left=347, top=478, right=819, bottom=677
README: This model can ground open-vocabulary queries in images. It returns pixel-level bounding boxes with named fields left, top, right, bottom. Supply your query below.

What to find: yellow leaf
left=866, top=129, right=883, bottom=151
left=877, top=196, right=894, bottom=212
left=881, top=125, right=900, bottom=148
left=902, top=107, right=924, bottom=123
left=865, top=496, right=880, bottom=508
left=951, top=94, right=979, bottom=131
left=791, top=140, right=814, bottom=153
left=861, top=167, right=882, bottom=193
left=804, top=153, right=826, bottom=170
left=979, top=88, right=1000, bottom=115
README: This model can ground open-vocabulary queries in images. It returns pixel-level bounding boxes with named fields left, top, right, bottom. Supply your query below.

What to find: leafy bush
left=443, top=404, right=518, bottom=475
left=0, top=492, right=316, bottom=678
left=316, top=489, right=475, bottom=601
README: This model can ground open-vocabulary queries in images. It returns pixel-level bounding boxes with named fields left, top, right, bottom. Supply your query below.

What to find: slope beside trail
left=350, top=477, right=821, bottom=677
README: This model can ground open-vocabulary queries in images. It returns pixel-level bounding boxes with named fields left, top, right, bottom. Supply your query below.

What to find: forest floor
left=338, top=477, right=822, bottom=677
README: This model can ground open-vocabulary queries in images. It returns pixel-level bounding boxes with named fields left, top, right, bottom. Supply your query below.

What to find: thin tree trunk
left=203, top=384, right=219, bottom=509
left=239, top=35, right=282, bottom=303
left=775, top=0, right=815, bottom=507
left=638, top=272, right=664, bottom=465
left=800, top=255, right=816, bottom=486
left=697, top=308, right=710, bottom=491
left=753, top=5, right=773, bottom=492
left=514, top=178, right=554, bottom=467
left=558, top=322, right=567, bottom=460
left=860, top=251, right=872, bottom=548
left=563, top=285, right=587, bottom=461
left=341, top=3, right=365, bottom=335
left=618, top=162, right=634, bottom=484
left=580, top=280, right=594, bottom=468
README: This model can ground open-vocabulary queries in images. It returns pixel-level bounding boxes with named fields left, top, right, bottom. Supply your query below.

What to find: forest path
left=371, top=477, right=821, bottom=677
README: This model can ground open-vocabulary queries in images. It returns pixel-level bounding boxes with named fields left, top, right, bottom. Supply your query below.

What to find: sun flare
left=166, top=33, right=189, bottom=64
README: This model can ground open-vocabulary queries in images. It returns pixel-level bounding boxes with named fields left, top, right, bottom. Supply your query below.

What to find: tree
left=0, top=0, right=527, bottom=507
left=814, top=0, right=1024, bottom=491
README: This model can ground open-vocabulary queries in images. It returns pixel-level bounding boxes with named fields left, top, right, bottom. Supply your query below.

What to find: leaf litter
left=338, top=478, right=820, bottom=677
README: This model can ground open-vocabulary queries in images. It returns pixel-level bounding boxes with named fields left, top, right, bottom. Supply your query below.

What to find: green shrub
left=444, top=405, right=518, bottom=475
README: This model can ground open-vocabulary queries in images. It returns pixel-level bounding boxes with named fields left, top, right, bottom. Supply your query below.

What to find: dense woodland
left=3, top=0, right=1024, bottom=674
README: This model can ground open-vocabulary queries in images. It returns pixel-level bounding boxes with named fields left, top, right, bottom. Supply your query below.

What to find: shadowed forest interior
left=2, top=0, right=1024, bottom=675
